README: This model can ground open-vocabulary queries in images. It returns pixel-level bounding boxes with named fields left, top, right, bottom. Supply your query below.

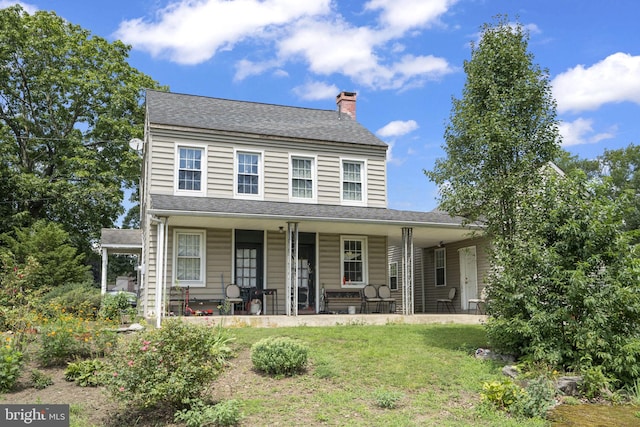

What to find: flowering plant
left=106, top=319, right=233, bottom=409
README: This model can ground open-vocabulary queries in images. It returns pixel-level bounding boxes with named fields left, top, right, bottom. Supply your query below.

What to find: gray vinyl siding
left=146, top=125, right=387, bottom=207
left=422, top=237, right=490, bottom=313
left=317, top=233, right=387, bottom=312
left=164, top=227, right=232, bottom=304
left=266, top=230, right=286, bottom=314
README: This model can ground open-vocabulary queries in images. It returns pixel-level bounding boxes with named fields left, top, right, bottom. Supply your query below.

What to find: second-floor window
left=236, top=151, right=262, bottom=197
left=291, top=156, right=314, bottom=200
left=342, top=160, right=365, bottom=203
left=177, top=146, right=204, bottom=192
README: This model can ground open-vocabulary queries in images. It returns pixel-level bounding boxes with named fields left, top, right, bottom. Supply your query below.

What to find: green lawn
left=219, top=323, right=548, bottom=426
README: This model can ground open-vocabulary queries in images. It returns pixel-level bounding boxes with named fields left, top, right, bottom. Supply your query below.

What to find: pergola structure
left=99, top=228, right=142, bottom=295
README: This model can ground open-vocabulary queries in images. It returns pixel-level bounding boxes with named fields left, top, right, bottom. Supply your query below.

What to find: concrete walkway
left=178, top=313, right=487, bottom=328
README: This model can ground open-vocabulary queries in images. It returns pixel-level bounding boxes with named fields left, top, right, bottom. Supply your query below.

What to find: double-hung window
left=435, top=248, right=446, bottom=287
left=175, top=145, right=206, bottom=195
left=341, top=236, right=367, bottom=286
left=174, top=230, right=206, bottom=287
left=341, top=159, right=366, bottom=204
left=236, top=151, right=262, bottom=198
left=290, top=155, right=315, bottom=201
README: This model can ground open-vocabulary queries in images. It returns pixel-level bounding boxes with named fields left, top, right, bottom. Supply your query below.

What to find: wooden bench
left=323, top=289, right=362, bottom=313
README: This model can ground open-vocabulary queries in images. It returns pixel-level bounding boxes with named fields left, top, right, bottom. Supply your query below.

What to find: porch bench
left=324, top=289, right=362, bottom=313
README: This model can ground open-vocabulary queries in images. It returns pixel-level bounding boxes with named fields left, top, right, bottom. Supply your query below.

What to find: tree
left=485, top=171, right=640, bottom=387
left=557, top=144, right=640, bottom=236
left=1, top=220, right=91, bottom=291
left=0, top=5, right=163, bottom=252
left=426, top=16, right=560, bottom=242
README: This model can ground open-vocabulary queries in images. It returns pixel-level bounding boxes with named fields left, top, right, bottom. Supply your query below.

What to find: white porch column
left=154, top=218, right=166, bottom=328
left=401, top=227, right=414, bottom=315
left=285, top=222, right=299, bottom=316
left=101, top=248, right=108, bottom=295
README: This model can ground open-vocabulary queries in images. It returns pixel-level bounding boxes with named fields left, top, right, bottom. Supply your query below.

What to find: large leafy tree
left=0, top=5, right=162, bottom=251
left=485, top=171, right=640, bottom=386
left=426, top=16, right=560, bottom=242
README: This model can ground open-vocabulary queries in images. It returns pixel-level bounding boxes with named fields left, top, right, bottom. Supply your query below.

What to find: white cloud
left=376, top=119, right=418, bottom=137
left=0, top=1, right=37, bottom=13
left=292, top=81, right=339, bottom=101
left=552, top=52, right=640, bottom=113
left=115, top=0, right=456, bottom=90
left=114, top=0, right=331, bottom=64
left=558, top=117, right=616, bottom=147
left=364, top=0, right=456, bottom=34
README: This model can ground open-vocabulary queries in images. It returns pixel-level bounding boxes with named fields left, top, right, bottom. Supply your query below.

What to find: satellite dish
left=129, top=138, right=143, bottom=151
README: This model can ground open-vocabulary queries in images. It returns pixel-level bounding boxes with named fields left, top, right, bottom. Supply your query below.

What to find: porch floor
left=173, top=313, right=487, bottom=328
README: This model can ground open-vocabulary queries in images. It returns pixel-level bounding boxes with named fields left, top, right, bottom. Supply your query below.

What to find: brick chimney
left=336, top=91, right=356, bottom=120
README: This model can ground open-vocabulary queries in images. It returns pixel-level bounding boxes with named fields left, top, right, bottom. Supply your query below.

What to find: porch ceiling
left=149, top=194, right=482, bottom=248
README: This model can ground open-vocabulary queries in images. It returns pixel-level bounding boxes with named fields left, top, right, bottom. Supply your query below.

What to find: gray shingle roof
left=146, top=90, right=387, bottom=148
left=149, top=194, right=467, bottom=227
left=100, top=228, right=142, bottom=247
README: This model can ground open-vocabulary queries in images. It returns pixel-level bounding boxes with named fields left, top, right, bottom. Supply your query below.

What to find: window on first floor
left=174, top=230, right=206, bottom=287
left=389, top=261, right=398, bottom=290
left=341, top=236, right=367, bottom=286
left=435, top=247, right=446, bottom=287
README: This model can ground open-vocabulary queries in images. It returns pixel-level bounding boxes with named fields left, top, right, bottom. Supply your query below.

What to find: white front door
left=458, top=246, right=477, bottom=311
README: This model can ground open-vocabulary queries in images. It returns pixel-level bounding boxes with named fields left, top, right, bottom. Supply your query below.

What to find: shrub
left=174, top=399, right=243, bottom=427
left=510, top=376, right=556, bottom=419
left=0, top=337, right=23, bottom=392
left=481, top=379, right=523, bottom=411
left=250, top=336, right=309, bottom=376
left=65, top=359, right=107, bottom=387
left=373, top=388, right=404, bottom=409
left=30, top=369, right=54, bottom=389
left=36, top=314, right=115, bottom=366
left=98, top=292, right=136, bottom=323
left=580, top=365, right=614, bottom=400
left=41, top=282, right=101, bottom=319
left=106, top=319, right=233, bottom=409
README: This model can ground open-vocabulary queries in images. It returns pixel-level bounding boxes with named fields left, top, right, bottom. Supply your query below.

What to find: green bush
left=580, top=365, right=614, bottom=400
left=98, top=292, right=136, bottom=323
left=38, top=315, right=92, bottom=366
left=106, top=319, right=233, bottom=409
left=250, top=336, right=309, bottom=376
left=373, top=388, right=404, bottom=409
left=30, top=369, right=54, bottom=389
left=481, top=379, right=523, bottom=410
left=65, top=359, right=107, bottom=387
left=174, top=399, right=243, bottom=427
left=0, top=338, right=23, bottom=392
left=41, top=282, right=101, bottom=319
left=510, top=376, right=556, bottom=419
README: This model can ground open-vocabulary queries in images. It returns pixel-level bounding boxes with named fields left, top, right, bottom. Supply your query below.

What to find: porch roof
left=148, top=194, right=483, bottom=247
left=100, top=228, right=142, bottom=253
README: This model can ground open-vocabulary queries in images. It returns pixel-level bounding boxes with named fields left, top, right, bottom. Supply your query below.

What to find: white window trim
left=389, top=261, right=398, bottom=291
left=234, top=149, right=264, bottom=200
left=340, top=157, right=367, bottom=206
left=173, top=229, right=206, bottom=288
left=340, top=235, right=368, bottom=287
left=435, top=247, right=446, bottom=287
left=174, top=143, right=207, bottom=196
left=289, top=153, right=318, bottom=203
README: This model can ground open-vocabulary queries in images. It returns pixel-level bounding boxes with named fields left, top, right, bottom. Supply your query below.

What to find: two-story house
left=102, top=90, right=489, bottom=326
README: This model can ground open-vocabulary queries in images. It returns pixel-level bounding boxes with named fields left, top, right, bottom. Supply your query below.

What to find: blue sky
left=5, top=0, right=640, bottom=212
